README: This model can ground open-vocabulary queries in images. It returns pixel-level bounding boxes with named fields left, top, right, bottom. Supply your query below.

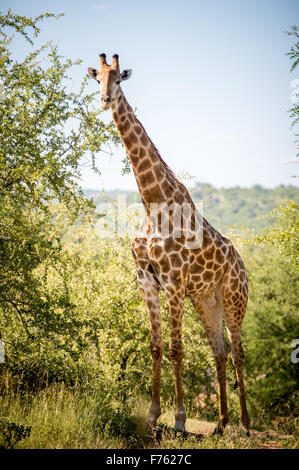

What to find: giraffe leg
left=221, top=245, right=250, bottom=435
left=225, top=319, right=250, bottom=435
left=165, top=284, right=186, bottom=432
left=132, top=238, right=163, bottom=428
left=146, top=299, right=164, bottom=429
left=138, top=273, right=163, bottom=428
left=192, top=293, right=229, bottom=435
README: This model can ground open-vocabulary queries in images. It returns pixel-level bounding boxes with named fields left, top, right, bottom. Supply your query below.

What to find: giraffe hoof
left=174, top=421, right=185, bottom=433
left=212, top=423, right=224, bottom=436
left=145, top=412, right=160, bottom=430
left=173, top=424, right=188, bottom=440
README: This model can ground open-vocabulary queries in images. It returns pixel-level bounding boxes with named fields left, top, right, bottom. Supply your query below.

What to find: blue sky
left=2, top=0, right=299, bottom=190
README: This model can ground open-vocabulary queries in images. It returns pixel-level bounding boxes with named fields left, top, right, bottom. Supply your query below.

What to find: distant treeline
left=84, top=183, right=299, bottom=233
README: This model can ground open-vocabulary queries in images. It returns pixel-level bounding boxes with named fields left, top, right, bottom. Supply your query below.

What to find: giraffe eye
left=116, top=80, right=121, bottom=85
left=97, top=80, right=100, bottom=84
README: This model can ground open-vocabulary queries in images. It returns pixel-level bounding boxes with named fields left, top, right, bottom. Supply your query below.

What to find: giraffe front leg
left=145, top=292, right=163, bottom=428
left=136, top=269, right=163, bottom=428
left=146, top=327, right=163, bottom=428
left=165, top=284, right=186, bottom=433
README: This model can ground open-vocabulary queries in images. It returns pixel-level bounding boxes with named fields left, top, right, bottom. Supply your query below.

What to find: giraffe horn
left=112, top=54, right=120, bottom=73
left=99, top=53, right=108, bottom=69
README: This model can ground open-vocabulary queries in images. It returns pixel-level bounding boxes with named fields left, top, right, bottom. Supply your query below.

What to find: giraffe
left=88, top=54, right=250, bottom=436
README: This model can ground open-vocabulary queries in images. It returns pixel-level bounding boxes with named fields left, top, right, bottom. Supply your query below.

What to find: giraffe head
left=88, top=53, right=132, bottom=110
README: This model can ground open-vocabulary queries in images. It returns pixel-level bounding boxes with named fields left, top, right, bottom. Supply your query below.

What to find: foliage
left=191, top=184, right=299, bottom=232
left=287, top=25, right=299, bottom=71
left=0, top=11, right=121, bottom=209
left=287, top=25, right=299, bottom=164
left=254, top=200, right=298, bottom=273
left=0, top=417, right=31, bottom=449
left=0, top=9, right=122, bottom=387
left=0, top=9, right=62, bottom=45
left=243, top=201, right=299, bottom=419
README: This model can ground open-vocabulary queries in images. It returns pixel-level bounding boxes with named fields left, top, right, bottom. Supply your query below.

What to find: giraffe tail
left=230, top=357, right=238, bottom=390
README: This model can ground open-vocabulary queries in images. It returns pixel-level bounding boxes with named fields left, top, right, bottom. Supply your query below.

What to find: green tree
left=0, top=10, right=121, bottom=385
left=287, top=25, right=299, bottom=176
left=244, top=201, right=299, bottom=419
left=287, top=26, right=299, bottom=125
left=0, top=9, right=121, bottom=209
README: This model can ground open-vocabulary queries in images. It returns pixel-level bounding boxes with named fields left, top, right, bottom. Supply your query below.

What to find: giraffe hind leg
left=192, top=293, right=229, bottom=435
left=221, top=248, right=250, bottom=435
left=225, top=318, right=250, bottom=436
left=222, top=297, right=250, bottom=433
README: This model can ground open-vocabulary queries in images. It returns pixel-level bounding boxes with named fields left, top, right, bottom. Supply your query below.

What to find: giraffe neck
left=111, top=90, right=192, bottom=213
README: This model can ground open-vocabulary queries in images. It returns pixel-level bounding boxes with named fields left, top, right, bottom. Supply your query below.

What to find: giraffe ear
left=88, top=67, right=99, bottom=80
left=120, top=69, right=132, bottom=81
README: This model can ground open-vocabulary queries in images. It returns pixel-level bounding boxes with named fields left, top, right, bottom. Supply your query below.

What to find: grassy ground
left=0, top=384, right=297, bottom=449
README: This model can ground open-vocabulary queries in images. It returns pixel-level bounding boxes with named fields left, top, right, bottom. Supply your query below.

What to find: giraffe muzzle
left=101, top=94, right=111, bottom=109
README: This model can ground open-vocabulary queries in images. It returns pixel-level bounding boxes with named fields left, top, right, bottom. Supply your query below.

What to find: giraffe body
left=88, top=55, right=250, bottom=435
